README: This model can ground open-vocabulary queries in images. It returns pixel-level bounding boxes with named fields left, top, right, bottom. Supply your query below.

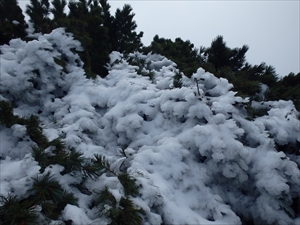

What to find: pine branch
left=26, top=115, right=49, bottom=149
left=49, top=138, right=66, bottom=154
left=28, top=171, right=64, bottom=204
left=110, top=197, right=144, bottom=225
left=0, top=194, right=39, bottom=225
left=82, top=161, right=103, bottom=179
left=31, top=146, right=51, bottom=172
left=94, top=187, right=117, bottom=210
left=92, top=154, right=117, bottom=176
left=118, top=147, right=128, bottom=158
left=118, top=173, right=138, bottom=196
left=60, top=150, right=84, bottom=174
left=94, top=189, right=143, bottom=225
left=0, top=101, right=19, bottom=127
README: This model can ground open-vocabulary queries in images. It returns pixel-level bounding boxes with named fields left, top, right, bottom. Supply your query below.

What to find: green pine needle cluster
left=0, top=172, right=78, bottom=223
left=27, top=172, right=77, bottom=219
left=0, top=101, right=20, bottom=127
left=87, top=154, right=143, bottom=224
left=94, top=188, right=144, bottom=225
left=0, top=195, right=39, bottom=225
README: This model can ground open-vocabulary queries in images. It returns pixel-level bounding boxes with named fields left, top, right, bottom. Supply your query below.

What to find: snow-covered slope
left=1, top=28, right=300, bottom=225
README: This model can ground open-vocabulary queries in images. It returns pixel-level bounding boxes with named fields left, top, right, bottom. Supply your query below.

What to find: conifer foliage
left=203, top=35, right=248, bottom=72
left=23, top=0, right=143, bottom=78
left=143, top=35, right=202, bottom=77
left=26, top=0, right=52, bottom=33
left=0, top=0, right=28, bottom=45
left=112, top=4, right=143, bottom=54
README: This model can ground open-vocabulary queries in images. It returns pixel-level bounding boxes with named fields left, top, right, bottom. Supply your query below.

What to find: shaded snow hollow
left=1, top=28, right=300, bottom=224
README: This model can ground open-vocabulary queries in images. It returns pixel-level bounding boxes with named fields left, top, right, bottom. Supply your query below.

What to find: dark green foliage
left=28, top=172, right=64, bottom=204
left=27, top=172, right=77, bottom=220
left=173, top=71, right=183, bottom=88
left=85, top=0, right=110, bottom=77
left=227, top=62, right=278, bottom=99
left=82, top=154, right=115, bottom=179
left=23, top=0, right=144, bottom=77
left=99, top=0, right=114, bottom=31
left=0, top=101, right=20, bottom=127
left=32, top=146, right=51, bottom=172
left=26, top=0, right=53, bottom=33
left=26, top=115, right=49, bottom=149
left=202, top=35, right=249, bottom=72
left=118, top=173, right=138, bottom=196
left=56, top=191, right=78, bottom=213
left=231, top=75, right=260, bottom=98
left=0, top=0, right=28, bottom=45
left=258, top=65, right=278, bottom=86
left=82, top=161, right=103, bottom=179
left=127, top=54, right=155, bottom=81
left=59, top=150, right=84, bottom=175
left=245, top=104, right=269, bottom=120
left=66, top=0, right=110, bottom=78
left=143, top=35, right=202, bottom=77
left=49, top=138, right=65, bottom=154
left=40, top=200, right=56, bottom=219
left=276, top=142, right=300, bottom=155
left=50, top=0, right=67, bottom=28
left=112, top=4, right=143, bottom=54
left=109, top=197, right=144, bottom=225
left=91, top=154, right=114, bottom=174
left=200, top=37, right=280, bottom=101
left=203, top=35, right=231, bottom=72
left=94, top=188, right=143, bottom=225
left=94, top=187, right=117, bottom=210
left=54, top=57, right=67, bottom=72
left=0, top=101, right=50, bottom=150
left=38, top=138, right=85, bottom=175
left=0, top=195, right=39, bottom=225
left=266, top=72, right=300, bottom=111
left=65, top=0, right=93, bottom=76
left=32, top=137, right=113, bottom=178
left=32, top=138, right=86, bottom=174
left=89, top=154, right=142, bottom=223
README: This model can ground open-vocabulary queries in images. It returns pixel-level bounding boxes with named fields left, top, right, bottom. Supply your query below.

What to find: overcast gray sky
left=18, top=0, right=299, bottom=77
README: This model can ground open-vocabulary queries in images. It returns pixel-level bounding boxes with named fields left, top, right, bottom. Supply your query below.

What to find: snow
left=62, top=204, right=92, bottom=225
left=1, top=28, right=300, bottom=225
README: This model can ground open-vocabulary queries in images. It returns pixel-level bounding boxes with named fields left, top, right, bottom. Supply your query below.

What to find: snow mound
left=1, top=28, right=300, bottom=225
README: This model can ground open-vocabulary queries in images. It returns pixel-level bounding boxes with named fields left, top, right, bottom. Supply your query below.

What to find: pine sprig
left=49, top=138, right=66, bottom=154
left=94, top=187, right=117, bottom=210
left=27, top=172, right=77, bottom=220
left=0, top=101, right=19, bottom=127
left=82, top=161, right=103, bottom=179
left=55, top=191, right=78, bottom=214
left=118, top=147, right=128, bottom=158
left=31, top=146, right=51, bottom=173
left=60, top=150, right=84, bottom=175
left=94, top=189, right=143, bottom=225
left=91, top=154, right=116, bottom=175
left=27, top=171, right=64, bottom=204
left=110, top=197, right=144, bottom=225
left=0, top=194, right=39, bottom=225
left=26, top=115, right=49, bottom=149
left=118, top=173, right=138, bottom=196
